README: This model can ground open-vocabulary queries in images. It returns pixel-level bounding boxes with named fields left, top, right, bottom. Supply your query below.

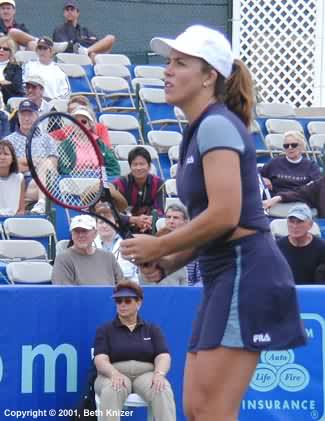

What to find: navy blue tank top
left=176, top=102, right=269, bottom=250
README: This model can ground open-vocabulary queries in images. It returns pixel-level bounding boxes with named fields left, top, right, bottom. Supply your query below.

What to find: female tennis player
left=121, top=25, right=306, bottom=421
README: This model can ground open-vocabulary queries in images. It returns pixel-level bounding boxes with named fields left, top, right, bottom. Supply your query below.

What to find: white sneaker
left=31, top=199, right=46, bottom=214
left=53, top=41, right=68, bottom=53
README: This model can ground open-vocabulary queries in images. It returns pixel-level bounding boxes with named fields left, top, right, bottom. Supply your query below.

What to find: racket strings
left=30, top=114, right=103, bottom=208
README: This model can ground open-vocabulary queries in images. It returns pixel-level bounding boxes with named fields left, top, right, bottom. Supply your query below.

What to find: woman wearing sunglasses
left=261, top=130, right=320, bottom=196
left=93, top=281, right=176, bottom=421
left=0, top=35, right=23, bottom=104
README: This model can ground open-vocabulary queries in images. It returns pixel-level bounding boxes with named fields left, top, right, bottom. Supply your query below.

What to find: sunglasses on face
left=114, top=297, right=135, bottom=305
left=283, top=143, right=299, bottom=149
left=0, top=46, right=10, bottom=52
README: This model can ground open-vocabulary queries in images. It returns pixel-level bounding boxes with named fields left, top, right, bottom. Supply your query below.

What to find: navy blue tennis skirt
left=189, top=232, right=307, bottom=352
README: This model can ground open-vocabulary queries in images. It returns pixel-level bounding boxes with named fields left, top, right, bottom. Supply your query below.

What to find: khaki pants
left=94, top=361, right=176, bottom=421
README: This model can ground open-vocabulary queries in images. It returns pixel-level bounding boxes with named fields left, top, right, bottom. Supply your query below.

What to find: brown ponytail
left=224, top=59, right=254, bottom=128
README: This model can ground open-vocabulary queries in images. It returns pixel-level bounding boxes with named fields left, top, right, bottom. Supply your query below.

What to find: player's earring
left=203, top=82, right=207, bottom=87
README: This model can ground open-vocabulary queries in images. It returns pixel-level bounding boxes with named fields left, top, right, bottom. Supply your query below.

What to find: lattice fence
left=237, top=0, right=318, bottom=107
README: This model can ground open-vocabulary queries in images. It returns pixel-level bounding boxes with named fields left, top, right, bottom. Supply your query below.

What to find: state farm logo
left=250, top=350, right=310, bottom=392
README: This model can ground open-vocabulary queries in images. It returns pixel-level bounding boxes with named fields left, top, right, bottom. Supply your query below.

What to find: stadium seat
left=48, top=98, right=69, bottom=113
left=156, top=217, right=166, bottom=231
left=0, top=239, right=48, bottom=261
left=134, top=65, right=165, bottom=79
left=6, top=261, right=52, bottom=284
left=94, top=64, right=132, bottom=86
left=168, top=145, right=180, bottom=165
left=264, top=133, right=285, bottom=157
left=270, top=218, right=321, bottom=239
left=265, top=118, right=304, bottom=134
left=307, top=121, right=325, bottom=135
left=267, top=202, right=317, bottom=218
left=131, top=77, right=164, bottom=92
left=147, top=130, right=182, bottom=153
left=56, top=52, right=92, bottom=66
left=256, top=102, right=296, bottom=118
left=95, top=393, right=153, bottom=421
left=250, top=119, right=269, bottom=157
left=99, top=113, right=144, bottom=143
left=109, top=131, right=137, bottom=147
left=7, top=96, right=26, bottom=111
left=94, top=54, right=131, bottom=66
left=139, top=87, right=182, bottom=131
left=170, top=163, right=177, bottom=178
left=15, top=50, right=37, bottom=64
left=91, top=76, right=136, bottom=112
left=165, top=197, right=183, bottom=210
left=164, top=178, right=177, bottom=197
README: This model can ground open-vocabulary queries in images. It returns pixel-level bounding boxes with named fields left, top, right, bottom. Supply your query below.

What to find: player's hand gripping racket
left=26, top=111, right=133, bottom=238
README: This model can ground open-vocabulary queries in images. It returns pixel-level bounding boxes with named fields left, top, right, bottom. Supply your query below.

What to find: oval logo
left=250, top=364, right=278, bottom=392
left=261, top=350, right=294, bottom=367
left=278, top=364, right=310, bottom=392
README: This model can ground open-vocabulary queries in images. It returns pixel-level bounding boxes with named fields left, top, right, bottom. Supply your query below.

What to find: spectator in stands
left=94, top=281, right=176, bottom=421
left=94, top=206, right=139, bottom=283
left=23, top=37, right=70, bottom=100
left=0, top=35, right=23, bottom=104
left=67, top=95, right=111, bottom=148
left=260, top=130, right=320, bottom=196
left=57, top=106, right=120, bottom=177
left=0, top=0, right=28, bottom=36
left=52, top=214, right=124, bottom=285
left=5, top=99, right=58, bottom=213
left=0, top=139, right=24, bottom=215
left=53, top=0, right=116, bottom=61
left=113, top=146, right=165, bottom=233
left=277, top=203, right=325, bottom=284
left=263, top=175, right=325, bottom=217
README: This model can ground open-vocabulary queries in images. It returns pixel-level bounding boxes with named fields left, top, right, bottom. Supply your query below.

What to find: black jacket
left=53, top=22, right=97, bottom=53
left=2, top=62, right=24, bottom=104
left=0, top=19, right=28, bottom=36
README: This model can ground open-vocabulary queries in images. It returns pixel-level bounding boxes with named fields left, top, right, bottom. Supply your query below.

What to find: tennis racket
left=25, top=111, right=133, bottom=239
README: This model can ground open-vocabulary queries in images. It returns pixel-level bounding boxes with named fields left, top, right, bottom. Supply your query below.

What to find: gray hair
left=165, top=204, right=189, bottom=220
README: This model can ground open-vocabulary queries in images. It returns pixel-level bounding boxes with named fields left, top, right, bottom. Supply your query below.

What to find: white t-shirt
left=0, top=172, right=23, bottom=215
left=23, top=60, right=70, bottom=100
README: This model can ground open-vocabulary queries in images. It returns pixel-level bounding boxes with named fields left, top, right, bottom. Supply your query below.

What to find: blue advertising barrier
left=0, top=285, right=323, bottom=421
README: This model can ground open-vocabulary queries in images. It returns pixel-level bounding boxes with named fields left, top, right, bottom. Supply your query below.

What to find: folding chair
left=164, top=178, right=177, bottom=197
left=270, top=218, right=321, bottom=239
left=168, top=145, right=180, bottom=165
left=309, top=134, right=325, bottom=160
left=94, top=54, right=131, bottom=66
left=147, top=130, right=182, bottom=153
left=174, top=106, right=188, bottom=132
left=256, top=102, right=296, bottom=118
left=7, top=96, right=26, bottom=111
left=264, top=133, right=285, bottom=157
left=15, top=50, right=37, bottom=64
left=99, top=113, right=144, bottom=143
left=0, top=239, right=48, bottom=261
left=57, top=63, right=95, bottom=99
left=47, top=98, right=69, bottom=113
left=250, top=119, right=269, bottom=157
left=139, top=87, right=182, bottom=131
left=134, top=65, right=165, bottom=79
left=156, top=217, right=166, bottom=231
left=114, top=144, right=163, bottom=177
left=165, top=197, right=183, bottom=210
left=131, top=78, right=164, bottom=92
left=170, top=163, right=178, bottom=178
left=94, top=64, right=131, bottom=81
left=56, top=52, right=92, bottom=66
left=307, top=121, right=325, bottom=135
left=109, top=131, right=137, bottom=147
left=6, top=261, right=53, bottom=284
left=91, top=76, right=136, bottom=112
left=265, top=119, right=304, bottom=134
left=267, top=202, right=314, bottom=218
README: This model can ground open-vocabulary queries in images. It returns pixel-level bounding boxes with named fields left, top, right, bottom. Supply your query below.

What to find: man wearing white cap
left=277, top=203, right=325, bottom=284
left=0, top=0, right=28, bottom=36
left=52, top=214, right=124, bottom=285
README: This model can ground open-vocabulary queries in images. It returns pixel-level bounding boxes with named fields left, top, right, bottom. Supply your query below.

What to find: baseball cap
left=0, top=0, right=16, bottom=7
left=150, top=25, right=234, bottom=78
left=37, top=37, right=54, bottom=49
left=64, top=0, right=78, bottom=8
left=71, top=106, right=94, bottom=123
left=287, top=204, right=313, bottom=221
left=18, top=99, right=38, bottom=113
left=25, top=75, right=45, bottom=89
left=70, top=215, right=96, bottom=231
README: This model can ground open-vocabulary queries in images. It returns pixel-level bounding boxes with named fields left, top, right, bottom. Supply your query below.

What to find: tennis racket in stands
left=25, top=111, right=133, bottom=239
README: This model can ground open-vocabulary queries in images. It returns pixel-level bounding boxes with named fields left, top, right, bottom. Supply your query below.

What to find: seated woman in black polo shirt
left=93, top=281, right=176, bottom=421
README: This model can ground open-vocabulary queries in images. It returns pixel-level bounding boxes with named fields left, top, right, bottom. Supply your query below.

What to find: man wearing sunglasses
left=52, top=0, right=115, bottom=61
left=260, top=130, right=320, bottom=196
left=93, top=281, right=176, bottom=421
left=23, top=37, right=70, bottom=100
